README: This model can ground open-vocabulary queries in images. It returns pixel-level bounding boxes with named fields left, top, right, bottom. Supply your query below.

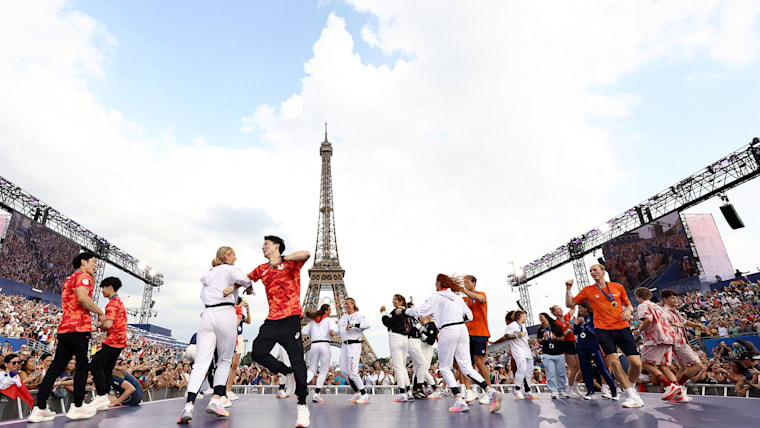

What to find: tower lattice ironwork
left=302, top=125, right=377, bottom=364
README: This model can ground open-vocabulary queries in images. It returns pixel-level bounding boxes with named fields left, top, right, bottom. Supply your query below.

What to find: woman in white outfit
left=492, top=310, right=536, bottom=400
left=302, top=304, right=338, bottom=403
left=338, top=297, right=370, bottom=404
left=398, top=274, right=502, bottom=414
left=381, top=294, right=413, bottom=402
left=177, top=246, right=253, bottom=424
left=411, top=315, right=440, bottom=398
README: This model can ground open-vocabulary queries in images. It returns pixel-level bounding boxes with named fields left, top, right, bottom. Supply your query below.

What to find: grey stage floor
left=3, top=393, right=757, bottom=428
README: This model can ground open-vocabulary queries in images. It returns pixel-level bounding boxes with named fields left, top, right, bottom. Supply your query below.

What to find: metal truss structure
left=0, top=175, right=163, bottom=323
left=302, top=126, right=377, bottom=364
left=509, top=137, right=760, bottom=289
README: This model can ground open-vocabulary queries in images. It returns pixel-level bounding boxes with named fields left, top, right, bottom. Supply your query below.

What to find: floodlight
left=137, top=261, right=147, bottom=270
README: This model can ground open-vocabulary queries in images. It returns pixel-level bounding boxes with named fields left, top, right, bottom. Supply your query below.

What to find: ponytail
left=212, top=246, right=233, bottom=267
left=305, top=304, right=331, bottom=320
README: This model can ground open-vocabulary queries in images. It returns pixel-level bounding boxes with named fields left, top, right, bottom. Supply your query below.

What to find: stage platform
left=3, top=393, right=757, bottom=428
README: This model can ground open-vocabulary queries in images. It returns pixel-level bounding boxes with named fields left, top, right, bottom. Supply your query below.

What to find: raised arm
left=461, top=288, right=485, bottom=303
left=565, top=280, right=578, bottom=308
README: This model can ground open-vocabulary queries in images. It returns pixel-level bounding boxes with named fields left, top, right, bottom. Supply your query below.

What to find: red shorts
left=640, top=344, right=673, bottom=366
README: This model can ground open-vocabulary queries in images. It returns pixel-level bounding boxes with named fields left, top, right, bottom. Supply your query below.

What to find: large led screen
left=0, top=211, right=80, bottom=293
left=602, top=212, right=698, bottom=298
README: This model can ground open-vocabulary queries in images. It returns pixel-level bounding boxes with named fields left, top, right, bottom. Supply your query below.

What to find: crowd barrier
left=0, top=385, right=189, bottom=422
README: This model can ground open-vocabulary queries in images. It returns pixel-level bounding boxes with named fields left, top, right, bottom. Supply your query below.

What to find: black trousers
left=90, top=344, right=123, bottom=396
left=36, top=332, right=91, bottom=408
left=251, top=315, right=307, bottom=402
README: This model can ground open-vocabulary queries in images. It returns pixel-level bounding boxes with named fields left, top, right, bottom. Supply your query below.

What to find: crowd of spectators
left=0, top=216, right=79, bottom=293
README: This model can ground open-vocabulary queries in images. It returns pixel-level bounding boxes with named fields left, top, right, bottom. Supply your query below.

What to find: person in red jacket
left=29, top=252, right=105, bottom=423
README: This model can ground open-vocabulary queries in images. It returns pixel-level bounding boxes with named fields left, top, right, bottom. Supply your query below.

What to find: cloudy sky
left=1, top=0, right=759, bottom=358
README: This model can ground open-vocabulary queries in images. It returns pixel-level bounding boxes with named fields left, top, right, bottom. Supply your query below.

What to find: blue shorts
left=595, top=328, right=640, bottom=357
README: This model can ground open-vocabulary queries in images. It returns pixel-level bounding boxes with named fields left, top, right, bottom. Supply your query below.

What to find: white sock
left=184, top=403, right=194, bottom=411
left=624, top=387, right=636, bottom=398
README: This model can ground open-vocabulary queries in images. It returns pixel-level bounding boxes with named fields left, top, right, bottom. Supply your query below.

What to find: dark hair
left=661, top=289, right=678, bottom=299
left=505, top=311, right=515, bottom=322
left=264, top=235, right=285, bottom=254
left=101, top=276, right=122, bottom=292
left=0, top=353, right=18, bottom=371
left=22, top=357, right=35, bottom=373
left=513, top=310, right=526, bottom=321
left=40, top=352, right=52, bottom=362
left=393, top=294, right=407, bottom=308
left=305, top=304, right=331, bottom=319
left=464, top=275, right=477, bottom=284
left=539, top=312, right=558, bottom=328
left=634, top=287, right=652, bottom=300
left=578, top=301, right=594, bottom=315
left=72, top=251, right=97, bottom=269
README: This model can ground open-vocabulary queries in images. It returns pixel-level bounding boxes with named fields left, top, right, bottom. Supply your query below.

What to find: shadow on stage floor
left=4, top=393, right=757, bottom=428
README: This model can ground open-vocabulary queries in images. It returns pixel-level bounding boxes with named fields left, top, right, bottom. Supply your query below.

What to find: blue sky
left=1, top=1, right=760, bottom=356
left=72, top=0, right=400, bottom=149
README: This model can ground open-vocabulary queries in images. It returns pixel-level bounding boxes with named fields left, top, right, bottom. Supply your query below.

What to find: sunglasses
left=9, top=360, right=20, bottom=365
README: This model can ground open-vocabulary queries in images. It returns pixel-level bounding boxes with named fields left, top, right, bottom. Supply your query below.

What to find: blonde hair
left=112, top=367, right=126, bottom=378
left=212, top=246, right=234, bottom=267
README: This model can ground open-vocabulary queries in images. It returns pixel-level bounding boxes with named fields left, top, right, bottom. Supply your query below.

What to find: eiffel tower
left=302, top=125, right=377, bottom=364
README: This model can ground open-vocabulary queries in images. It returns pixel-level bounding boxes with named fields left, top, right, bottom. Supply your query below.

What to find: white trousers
left=437, top=325, right=485, bottom=392
left=186, top=306, right=237, bottom=397
left=339, top=343, right=364, bottom=391
left=306, top=342, right=331, bottom=389
left=409, top=337, right=433, bottom=385
left=389, top=332, right=410, bottom=389
left=514, top=354, right=533, bottom=391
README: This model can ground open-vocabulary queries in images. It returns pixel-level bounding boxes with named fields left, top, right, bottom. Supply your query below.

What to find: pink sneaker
left=356, top=394, right=370, bottom=404
left=205, top=400, right=229, bottom=417
left=448, top=398, right=470, bottom=412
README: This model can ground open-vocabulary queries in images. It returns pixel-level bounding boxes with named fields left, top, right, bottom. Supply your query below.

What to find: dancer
left=409, top=314, right=439, bottom=398
left=29, top=252, right=104, bottom=423
left=398, top=274, right=502, bottom=413
left=492, top=310, right=537, bottom=400
left=536, top=313, right=566, bottom=399
left=248, top=236, right=311, bottom=427
left=226, top=297, right=251, bottom=401
left=460, top=275, right=491, bottom=404
left=565, top=266, right=645, bottom=408
left=660, top=289, right=704, bottom=402
left=633, top=287, right=684, bottom=402
left=381, top=294, right=413, bottom=402
left=551, top=305, right=581, bottom=398
left=302, top=304, right=338, bottom=403
left=338, top=297, right=371, bottom=404
left=573, top=301, right=618, bottom=400
left=177, top=246, right=253, bottom=424
left=88, top=277, right=127, bottom=411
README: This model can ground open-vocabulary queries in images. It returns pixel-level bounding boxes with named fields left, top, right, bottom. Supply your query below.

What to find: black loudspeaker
left=720, top=204, right=745, bottom=229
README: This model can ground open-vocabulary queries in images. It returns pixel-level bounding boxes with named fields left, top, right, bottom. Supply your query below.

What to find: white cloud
left=1, top=1, right=759, bottom=356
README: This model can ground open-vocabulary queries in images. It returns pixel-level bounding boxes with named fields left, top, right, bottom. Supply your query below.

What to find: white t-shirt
left=505, top=321, right=531, bottom=358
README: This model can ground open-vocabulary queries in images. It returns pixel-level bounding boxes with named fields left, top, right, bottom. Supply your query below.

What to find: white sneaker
left=464, top=389, right=478, bottom=403
left=66, top=404, right=96, bottom=420
left=406, top=390, right=415, bottom=401
left=356, top=394, right=370, bottom=404
left=393, top=393, right=408, bottom=402
left=227, top=391, right=239, bottom=401
left=277, top=389, right=289, bottom=399
left=28, top=406, right=56, bottom=423
left=622, top=395, right=644, bottom=408
left=312, top=392, right=323, bottom=403
left=428, top=391, right=443, bottom=399
left=479, top=392, right=490, bottom=404
left=219, top=397, right=232, bottom=408
left=567, top=384, right=581, bottom=398
left=448, top=397, right=470, bottom=413
left=559, top=390, right=569, bottom=398
left=87, top=394, right=110, bottom=411
left=203, top=388, right=214, bottom=395
left=349, top=392, right=361, bottom=403
left=296, top=404, right=310, bottom=427
left=285, top=373, right=296, bottom=397
left=583, top=393, right=599, bottom=400
left=513, top=389, right=526, bottom=400
left=601, top=385, right=612, bottom=399
left=550, top=391, right=558, bottom=399
left=205, top=399, right=229, bottom=417
left=488, top=389, right=502, bottom=413
left=197, top=393, right=204, bottom=399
